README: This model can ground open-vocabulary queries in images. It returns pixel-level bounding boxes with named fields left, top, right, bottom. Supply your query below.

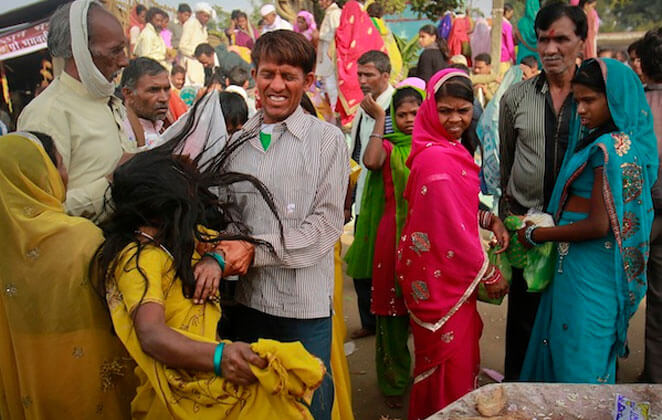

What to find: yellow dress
left=0, top=133, right=136, bottom=419
left=107, top=243, right=325, bottom=419
left=331, top=241, right=356, bottom=420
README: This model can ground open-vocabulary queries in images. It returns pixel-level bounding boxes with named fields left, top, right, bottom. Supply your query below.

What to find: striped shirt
left=499, top=72, right=573, bottom=215
left=225, top=106, right=350, bottom=319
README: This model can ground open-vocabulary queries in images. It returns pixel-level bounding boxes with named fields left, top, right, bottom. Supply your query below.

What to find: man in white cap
left=17, top=0, right=132, bottom=220
left=179, top=2, right=213, bottom=86
left=260, top=4, right=293, bottom=34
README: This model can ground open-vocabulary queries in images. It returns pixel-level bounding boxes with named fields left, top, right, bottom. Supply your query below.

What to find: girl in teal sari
left=519, top=58, right=658, bottom=383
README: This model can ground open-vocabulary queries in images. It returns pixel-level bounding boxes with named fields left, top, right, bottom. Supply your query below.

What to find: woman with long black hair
left=94, top=92, right=326, bottom=419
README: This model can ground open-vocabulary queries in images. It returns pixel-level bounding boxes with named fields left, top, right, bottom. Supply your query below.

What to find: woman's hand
left=484, top=269, right=510, bottom=299
left=516, top=221, right=535, bottom=250
left=360, top=94, right=385, bottom=120
left=221, top=342, right=268, bottom=386
left=193, top=256, right=222, bottom=304
left=489, top=216, right=510, bottom=254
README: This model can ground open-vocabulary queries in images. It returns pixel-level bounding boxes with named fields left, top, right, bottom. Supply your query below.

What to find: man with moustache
left=121, top=58, right=171, bottom=149
left=17, top=0, right=132, bottom=220
left=220, top=30, right=349, bottom=420
left=498, top=2, right=587, bottom=381
left=344, top=50, right=395, bottom=339
left=133, top=7, right=169, bottom=69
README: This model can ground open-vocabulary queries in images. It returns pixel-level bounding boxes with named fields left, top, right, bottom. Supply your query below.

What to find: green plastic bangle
left=213, top=342, right=225, bottom=376
left=205, top=252, right=226, bottom=273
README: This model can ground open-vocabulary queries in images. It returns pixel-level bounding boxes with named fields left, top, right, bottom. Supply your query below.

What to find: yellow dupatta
left=107, top=242, right=325, bottom=419
left=0, top=133, right=136, bottom=419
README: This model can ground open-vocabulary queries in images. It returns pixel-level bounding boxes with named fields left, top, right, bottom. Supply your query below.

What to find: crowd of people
left=1, top=0, right=662, bottom=419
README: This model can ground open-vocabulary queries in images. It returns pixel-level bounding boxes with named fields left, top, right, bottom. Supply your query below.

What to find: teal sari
left=521, top=59, right=658, bottom=383
left=516, top=0, right=541, bottom=66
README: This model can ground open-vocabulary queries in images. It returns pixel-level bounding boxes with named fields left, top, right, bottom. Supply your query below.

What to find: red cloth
left=408, top=301, right=482, bottom=420
left=126, top=6, right=145, bottom=39
left=166, top=90, right=188, bottom=128
left=583, top=9, right=598, bottom=59
left=334, top=0, right=386, bottom=126
left=371, top=141, right=408, bottom=316
left=448, top=16, right=471, bottom=57
left=397, top=69, right=487, bottom=417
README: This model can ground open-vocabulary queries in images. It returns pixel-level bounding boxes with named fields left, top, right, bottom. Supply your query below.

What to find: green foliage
left=373, top=0, right=407, bottom=15
left=598, top=0, right=662, bottom=32
left=409, top=0, right=464, bottom=21
left=394, top=33, right=422, bottom=72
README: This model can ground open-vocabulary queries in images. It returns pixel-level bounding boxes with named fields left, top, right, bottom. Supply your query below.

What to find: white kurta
left=179, top=17, right=208, bottom=86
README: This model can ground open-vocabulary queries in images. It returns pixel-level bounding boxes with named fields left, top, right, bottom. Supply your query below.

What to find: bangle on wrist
left=479, top=210, right=493, bottom=230
left=481, top=265, right=501, bottom=285
left=524, top=225, right=538, bottom=247
left=369, top=133, right=384, bottom=140
left=213, top=342, right=225, bottom=376
left=205, top=252, right=226, bottom=272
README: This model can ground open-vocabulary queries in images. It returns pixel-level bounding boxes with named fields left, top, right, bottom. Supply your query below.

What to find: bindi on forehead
left=549, top=29, right=555, bottom=36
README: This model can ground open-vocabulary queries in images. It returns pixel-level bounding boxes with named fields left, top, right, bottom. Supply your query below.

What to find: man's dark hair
left=628, top=39, right=642, bottom=54
left=121, top=57, right=167, bottom=91
left=521, top=55, right=539, bottom=68
left=219, top=91, right=248, bottom=129
left=366, top=3, right=384, bottom=18
left=228, top=65, right=250, bottom=86
left=177, top=3, right=191, bottom=13
left=136, top=4, right=147, bottom=15
left=171, top=64, right=186, bottom=76
left=474, top=53, right=491, bottom=65
left=194, top=43, right=215, bottom=58
left=535, top=2, right=588, bottom=41
left=146, top=7, right=167, bottom=24
left=358, top=50, right=391, bottom=74
left=504, top=3, right=514, bottom=13
left=637, top=28, right=662, bottom=83
left=251, top=30, right=316, bottom=74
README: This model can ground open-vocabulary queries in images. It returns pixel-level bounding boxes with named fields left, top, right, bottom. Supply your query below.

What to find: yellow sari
left=0, top=133, right=136, bottom=419
left=107, top=242, right=325, bottom=419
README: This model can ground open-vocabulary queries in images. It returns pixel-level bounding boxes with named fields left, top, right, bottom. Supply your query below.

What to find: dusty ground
left=339, top=228, right=647, bottom=420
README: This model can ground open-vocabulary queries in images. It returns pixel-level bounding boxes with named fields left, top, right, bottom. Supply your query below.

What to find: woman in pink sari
left=335, top=0, right=386, bottom=126
left=396, top=69, right=510, bottom=420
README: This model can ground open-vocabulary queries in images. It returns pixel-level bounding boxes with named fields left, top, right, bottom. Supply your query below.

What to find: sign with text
left=0, top=21, right=48, bottom=61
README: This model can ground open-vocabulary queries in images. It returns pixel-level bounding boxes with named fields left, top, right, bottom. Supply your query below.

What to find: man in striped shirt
left=220, top=30, right=349, bottom=420
left=499, top=2, right=587, bottom=381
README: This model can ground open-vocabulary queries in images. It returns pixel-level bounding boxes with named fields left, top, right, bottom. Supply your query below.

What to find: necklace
left=134, top=230, right=174, bottom=259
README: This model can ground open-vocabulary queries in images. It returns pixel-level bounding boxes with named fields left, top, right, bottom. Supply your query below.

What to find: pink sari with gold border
left=396, top=69, right=488, bottom=419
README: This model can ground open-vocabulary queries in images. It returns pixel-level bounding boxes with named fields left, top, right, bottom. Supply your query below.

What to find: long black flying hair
left=94, top=92, right=283, bottom=306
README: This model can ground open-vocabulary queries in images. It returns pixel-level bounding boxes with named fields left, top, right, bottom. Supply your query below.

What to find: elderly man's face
left=124, top=71, right=171, bottom=122
left=196, top=11, right=210, bottom=26
left=536, top=16, right=584, bottom=76
left=89, top=9, right=129, bottom=81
